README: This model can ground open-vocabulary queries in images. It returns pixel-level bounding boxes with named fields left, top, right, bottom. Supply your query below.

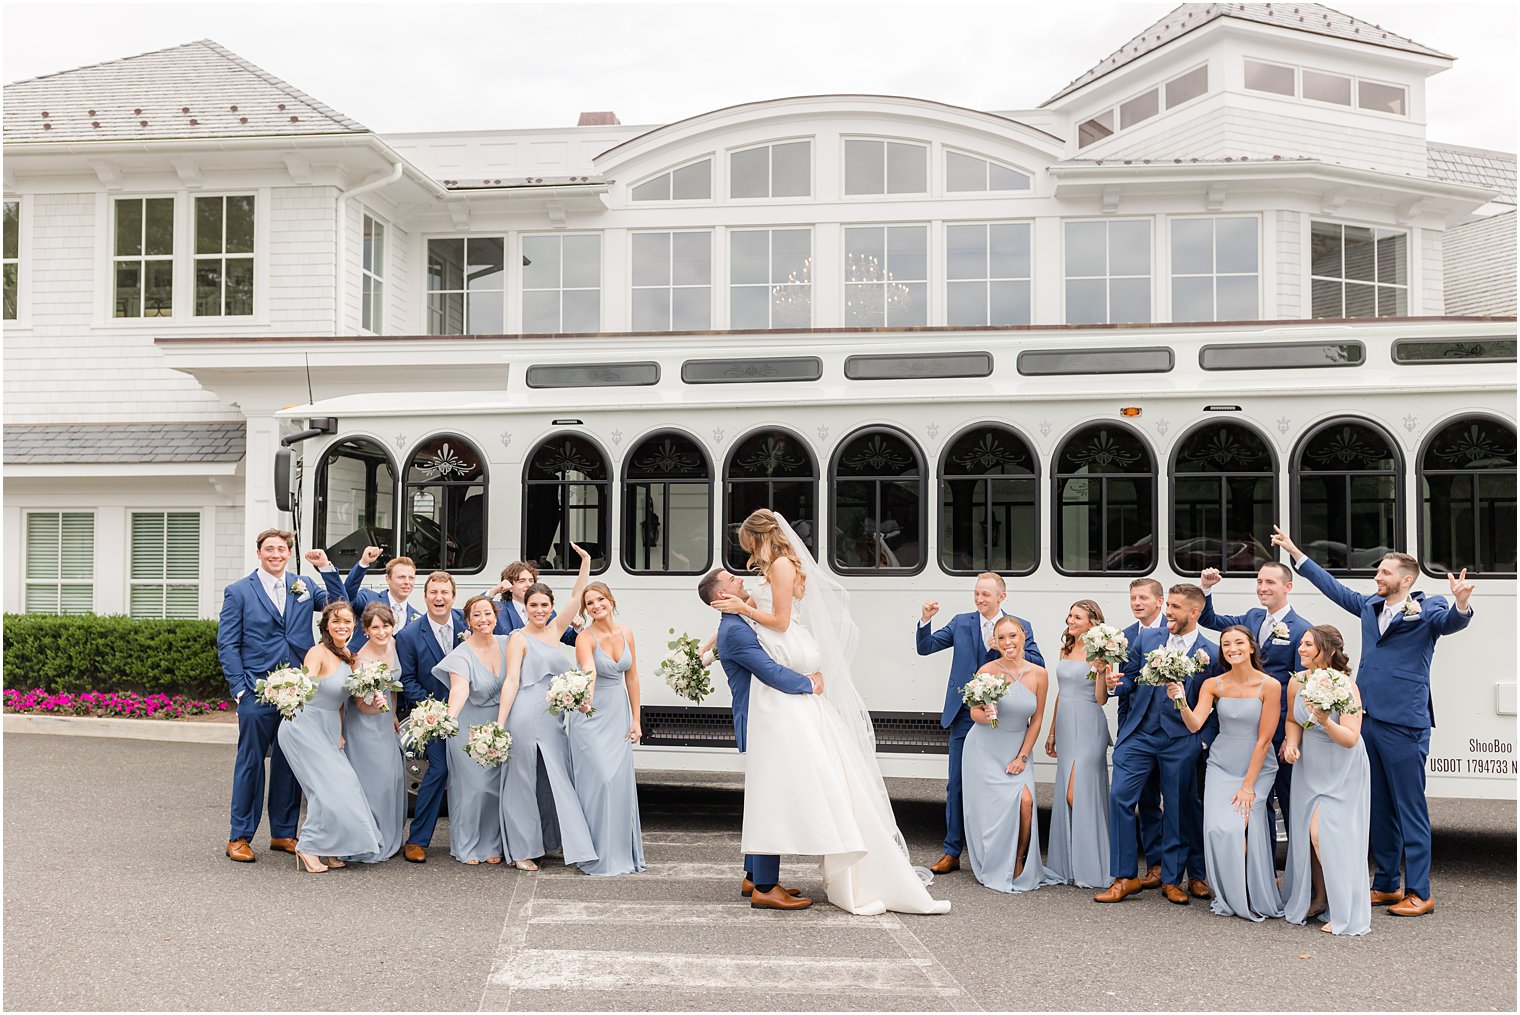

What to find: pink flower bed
left=3, top=688, right=232, bottom=719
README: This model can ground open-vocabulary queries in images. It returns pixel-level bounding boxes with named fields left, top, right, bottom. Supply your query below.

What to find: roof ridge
left=4, top=38, right=206, bottom=88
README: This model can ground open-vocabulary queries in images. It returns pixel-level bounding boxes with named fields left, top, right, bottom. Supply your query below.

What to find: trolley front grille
left=639, top=707, right=948, bottom=754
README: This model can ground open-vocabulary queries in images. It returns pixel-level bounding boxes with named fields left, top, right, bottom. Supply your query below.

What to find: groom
left=698, top=568, right=823, bottom=911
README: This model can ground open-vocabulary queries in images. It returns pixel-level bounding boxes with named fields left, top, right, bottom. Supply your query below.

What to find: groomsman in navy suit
left=916, top=572, right=1043, bottom=875
left=1121, top=577, right=1168, bottom=889
left=699, top=568, right=821, bottom=910
left=394, top=570, right=468, bottom=863
left=1096, top=583, right=1222, bottom=904
left=339, top=546, right=422, bottom=650
left=1199, top=561, right=1313, bottom=853
left=484, top=560, right=579, bottom=646
left=1272, top=525, right=1475, bottom=918
left=217, top=529, right=343, bottom=862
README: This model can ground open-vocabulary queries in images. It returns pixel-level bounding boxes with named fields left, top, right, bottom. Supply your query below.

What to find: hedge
left=2, top=614, right=226, bottom=700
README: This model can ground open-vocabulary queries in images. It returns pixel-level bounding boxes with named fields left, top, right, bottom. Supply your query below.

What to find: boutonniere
left=1192, top=648, right=1210, bottom=669
left=1270, top=620, right=1290, bottom=641
left=1399, top=598, right=1422, bottom=619
left=456, top=629, right=469, bottom=643
left=289, top=579, right=309, bottom=599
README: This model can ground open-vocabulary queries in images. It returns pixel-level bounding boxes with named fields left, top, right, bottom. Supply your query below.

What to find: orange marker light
left=1120, top=407, right=1142, bottom=417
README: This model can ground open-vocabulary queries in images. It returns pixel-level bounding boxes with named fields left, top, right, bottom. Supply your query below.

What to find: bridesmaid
left=1170, top=625, right=1283, bottom=920
left=278, top=601, right=383, bottom=873
left=497, top=543, right=596, bottom=872
left=1281, top=625, right=1371, bottom=936
left=434, top=594, right=509, bottom=864
left=962, top=617, right=1054, bottom=894
left=342, top=603, right=407, bottom=863
left=1044, top=600, right=1111, bottom=889
left=568, top=582, right=647, bottom=876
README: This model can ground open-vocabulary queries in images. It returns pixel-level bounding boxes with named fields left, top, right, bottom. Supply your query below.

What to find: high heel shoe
left=513, top=858, right=540, bottom=872
left=325, top=858, right=346, bottom=868
left=295, top=850, right=328, bottom=874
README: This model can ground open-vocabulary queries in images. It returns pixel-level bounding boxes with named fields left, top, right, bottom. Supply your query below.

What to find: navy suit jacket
left=339, top=562, right=424, bottom=651
left=1294, top=556, right=1472, bottom=729
left=917, top=611, right=1044, bottom=727
left=394, top=610, right=469, bottom=707
left=715, top=613, right=813, bottom=754
left=1199, top=597, right=1312, bottom=740
left=1110, top=626, right=1223, bottom=746
left=1118, top=617, right=1167, bottom=729
left=216, top=569, right=341, bottom=698
left=493, top=596, right=579, bottom=647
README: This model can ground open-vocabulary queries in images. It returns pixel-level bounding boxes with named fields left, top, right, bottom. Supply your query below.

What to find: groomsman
left=1199, top=562, right=1312, bottom=851
left=216, top=529, right=342, bottom=862
left=1121, top=577, right=1168, bottom=890
left=1271, top=525, right=1475, bottom=917
left=484, top=560, right=578, bottom=645
left=916, top=572, right=1044, bottom=875
left=1096, top=583, right=1222, bottom=904
left=340, top=546, right=422, bottom=650
left=394, top=570, right=467, bottom=863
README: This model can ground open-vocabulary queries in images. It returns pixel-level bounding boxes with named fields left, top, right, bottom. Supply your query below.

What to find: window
left=947, top=222, right=1031, bottom=326
left=361, top=213, right=385, bottom=333
left=1077, top=110, right=1115, bottom=149
left=315, top=437, right=397, bottom=571
left=1303, top=69, right=1352, bottom=106
left=844, top=139, right=927, bottom=195
left=1019, top=347, right=1172, bottom=375
left=194, top=195, right=254, bottom=316
left=939, top=424, right=1038, bottom=575
left=427, top=237, right=504, bottom=334
left=113, top=198, right=173, bottom=318
left=129, top=512, right=200, bottom=618
left=1166, top=64, right=1208, bottom=108
left=632, top=231, right=711, bottom=331
left=523, top=234, right=600, bottom=333
left=830, top=427, right=925, bottom=573
left=1171, top=422, right=1277, bottom=575
left=1419, top=416, right=1516, bottom=576
left=523, top=433, right=610, bottom=574
left=844, top=225, right=927, bottom=327
left=623, top=431, right=712, bottom=574
left=631, top=158, right=712, bottom=201
left=730, top=141, right=811, bottom=199
left=846, top=351, right=992, bottom=380
left=24, top=512, right=94, bottom=614
left=1171, top=217, right=1259, bottom=322
left=1243, top=58, right=1405, bottom=117
left=1244, top=59, right=1295, bottom=96
left=403, top=435, right=486, bottom=573
left=730, top=228, right=810, bottom=329
left=1201, top=341, right=1363, bottom=370
left=1120, top=88, right=1159, bottom=129
left=1054, top=424, right=1155, bottom=574
left=1393, top=337, right=1518, bottom=364
left=683, top=357, right=820, bottom=383
left=724, top=428, right=818, bottom=570
left=1293, top=419, right=1402, bottom=574
left=1310, top=223, right=1407, bottom=318
left=1065, top=219, right=1151, bottom=324
left=3, top=200, right=18, bottom=320
left=1358, top=80, right=1407, bottom=116
left=945, top=152, right=1031, bottom=192
left=525, top=362, right=660, bottom=388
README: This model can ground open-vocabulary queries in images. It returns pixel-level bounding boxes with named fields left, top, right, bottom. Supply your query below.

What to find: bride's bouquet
left=1079, top=624, right=1129, bottom=680
left=961, top=672, right=1011, bottom=727
left=254, top=666, right=316, bottom=721
left=659, top=628, right=713, bottom=703
left=464, top=721, right=513, bottom=767
left=546, top=668, right=597, bottom=718
left=346, top=660, right=403, bottom=711
left=1137, top=646, right=1211, bottom=708
left=399, top=699, right=459, bottom=754
left=1297, top=668, right=1361, bottom=728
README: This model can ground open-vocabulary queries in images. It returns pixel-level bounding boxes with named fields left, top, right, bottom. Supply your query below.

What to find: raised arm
left=547, top=543, right=592, bottom=640
left=496, top=633, right=527, bottom=727
left=1271, top=525, right=1364, bottom=618
left=1434, top=569, right=1477, bottom=634
left=915, top=601, right=955, bottom=655
left=714, top=557, right=798, bottom=634
left=1198, top=569, right=1250, bottom=631
left=342, top=546, right=382, bottom=602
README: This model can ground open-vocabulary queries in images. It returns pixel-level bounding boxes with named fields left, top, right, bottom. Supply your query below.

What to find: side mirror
left=274, top=446, right=294, bottom=513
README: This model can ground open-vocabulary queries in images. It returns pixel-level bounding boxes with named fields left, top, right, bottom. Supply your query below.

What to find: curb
left=4, top=713, right=238, bottom=744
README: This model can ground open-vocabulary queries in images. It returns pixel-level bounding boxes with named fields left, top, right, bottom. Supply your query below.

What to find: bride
left=714, top=509, right=949, bottom=915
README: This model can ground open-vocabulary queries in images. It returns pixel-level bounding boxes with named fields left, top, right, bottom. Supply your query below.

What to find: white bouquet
left=546, top=667, right=597, bottom=718
left=346, top=660, right=403, bottom=711
left=1137, top=647, right=1212, bottom=709
left=253, top=666, right=316, bottom=721
left=659, top=628, right=713, bottom=703
left=464, top=721, right=513, bottom=767
left=1298, top=668, right=1361, bottom=728
left=399, top=698, right=459, bottom=753
left=1079, top=624, right=1129, bottom=680
left=961, top=672, right=1011, bottom=727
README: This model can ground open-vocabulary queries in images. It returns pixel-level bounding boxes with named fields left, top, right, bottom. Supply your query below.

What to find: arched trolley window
left=623, top=430, right=713, bottom=575
left=315, top=437, right=398, bottom=572
left=523, top=433, right=611, bottom=575
left=723, top=428, right=818, bottom=572
left=1419, top=415, right=1516, bottom=577
left=1291, top=418, right=1402, bottom=574
left=939, top=424, right=1038, bottom=576
left=1053, top=422, right=1156, bottom=575
left=402, top=435, right=486, bottom=574
left=1170, top=420, right=1277, bottom=575
left=830, top=427, right=925, bottom=574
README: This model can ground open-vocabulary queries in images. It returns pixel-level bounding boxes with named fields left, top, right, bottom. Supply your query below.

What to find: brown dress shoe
left=928, top=853, right=961, bottom=874
left=1188, top=878, right=1213, bottom=900
left=750, top=885, right=813, bottom=910
left=1093, top=877, right=1142, bottom=903
left=403, top=844, right=427, bottom=863
left=1388, top=894, right=1434, bottom=917
left=1139, top=865, right=1162, bottom=890
left=1370, top=888, right=1406, bottom=906
left=268, top=837, right=297, bottom=854
left=226, top=838, right=255, bottom=863
left=1162, top=883, right=1191, bottom=905
left=741, top=879, right=802, bottom=898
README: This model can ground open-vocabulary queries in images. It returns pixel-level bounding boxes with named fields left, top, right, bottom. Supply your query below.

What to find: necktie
left=1259, top=616, right=1275, bottom=644
left=393, top=603, right=407, bottom=629
left=981, top=617, right=993, bottom=650
left=1379, top=604, right=1394, bottom=635
left=436, top=624, right=450, bottom=655
left=1168, top=634, right=1183, bottom=653
left=272, top=579, right=286, bottom=616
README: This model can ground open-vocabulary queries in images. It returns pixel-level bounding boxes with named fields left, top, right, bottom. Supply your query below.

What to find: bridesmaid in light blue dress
left=279, top=602, right=382, bottom=873
left=1172, top=625, right=1284, bottom=921
left=568, top=582, right=646, bottom=877
left=342, top=603, right=407, bottom=863
left=1044, top=600, right=1112, bottom=889
left=962, top=617, right=1056, bottom=895
left=434, top=595, right=510, bottom=864
left=1281, top=625, right=1372, bottom=936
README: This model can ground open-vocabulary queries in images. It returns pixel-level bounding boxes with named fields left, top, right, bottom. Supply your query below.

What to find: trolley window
left=623, top=430, right=713, bottom=575
left=830, top=427, right=925, bottom=574
left=523, top=433, right=611, bottom=575
left=1291, top=419, right=1402, bottom=575
left=315, top=437, right=398, bottom=572
left=939, top=424, right=1038, bottom=576
left=723, top=429, right=818, bottom=572
left=1419, top=415, right=1517, bottom=577
left=1170, top=421, right=1277, bottom=575
left=402, top=435, right=486, bottom=574
left=1053, top=423, right=1156, bottom=575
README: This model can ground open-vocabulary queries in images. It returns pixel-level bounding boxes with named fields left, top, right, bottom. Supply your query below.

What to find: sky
left=2, top=1, right=1516, bottom=150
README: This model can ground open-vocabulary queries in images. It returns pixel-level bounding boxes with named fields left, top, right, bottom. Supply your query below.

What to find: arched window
left=1171, top=421, right=1277, bottom=575
left=830, top=427, right=925, bottom=573
left=1292, top=419, right=1402, bottom=574
left=623, top=430, right=712, bottom=575
left=723, top=428, right=818, bottom=571
left=402, top=435, right=486, bottom=573
left=523, top=433, right=610, bottom=574
left=1054, top=423, right=1155, bottom=574
left=314, top=437, right=398, bottom=572
left=939, top=424, right=1038, bottom=575
left=1419, top=415, right=1517, bottom=576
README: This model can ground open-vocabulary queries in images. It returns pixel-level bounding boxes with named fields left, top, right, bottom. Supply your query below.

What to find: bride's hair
left=738, top=509, right=807, bottom=597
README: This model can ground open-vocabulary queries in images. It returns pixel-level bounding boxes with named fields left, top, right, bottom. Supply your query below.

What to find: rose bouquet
left=1079, top=624, right=1130, bottom=680
left=546, top=667, right=597, bottom=718
left=254, top=666, right=316, bottom=721
left=464, top=721, right=513, bottom=767
left=1297, top=668, right=1361, bottom=728
left=346, top=660, right=403, bottom=711
left=961, top=672, right=1011, bottom=727
left=1137, top=647, right=1211, bottom=708
left=399, top=698, right=459, bottom=753
left=659, top=628, right=713, bottom=703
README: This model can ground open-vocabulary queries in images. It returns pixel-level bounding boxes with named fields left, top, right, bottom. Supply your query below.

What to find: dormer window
left=1119, top=89, right=1158, bottom=129
left=1303, top=69, right=1352, bottom=107
left=1244, top=58, right=1406, bottom=117
left=1076, top=64, right=1208, bottom=149
left=1077, top=110, right=1115, bottom=149
left=630, top=158, right=712, bottom=202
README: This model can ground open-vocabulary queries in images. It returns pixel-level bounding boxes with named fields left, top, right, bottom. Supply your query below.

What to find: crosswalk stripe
left=536, top=860, right=756, bottom=880
left=524, top=898, right=900, bottom=927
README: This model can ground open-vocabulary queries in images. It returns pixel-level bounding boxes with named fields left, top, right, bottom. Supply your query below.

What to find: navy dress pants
left=407, top=734, right=449, bottom=848
left=230, top=695, right=301, bottom=842
left=1363, top=716, right=1433, bottom=899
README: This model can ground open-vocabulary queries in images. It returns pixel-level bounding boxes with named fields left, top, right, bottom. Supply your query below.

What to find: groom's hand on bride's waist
left=808, top=672, right=824, bottom=695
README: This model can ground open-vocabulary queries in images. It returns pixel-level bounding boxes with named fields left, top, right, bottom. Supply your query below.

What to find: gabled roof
left=3, top=40, right=367, bottom=144
left=1428, top=143, right=1517, bottom=205
left=1442, top=210, right=1518, bottom=318
left=3, top=421, right=247, bottom=464
left=1045, top=3, right=1452, bottom=106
